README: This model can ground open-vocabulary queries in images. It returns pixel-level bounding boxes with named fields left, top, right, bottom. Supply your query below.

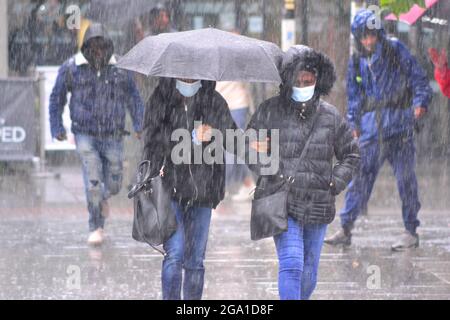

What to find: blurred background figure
left=216, top=80, right=255, bottom=202
left=124, top=4, right=179, bottom=193
left=36, top=0, right=61, bottom=24
left=33, top=0, right=78, bottom=65
left=429, top=48, right=450, bottom=98
left=134, top=3, right=177, bottom=44
left=129, top=3, right=178, bottom=104
left=215, top=28, right=256, bottom=202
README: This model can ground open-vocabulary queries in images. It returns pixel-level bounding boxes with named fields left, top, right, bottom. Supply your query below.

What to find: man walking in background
left=325, top=10, right=432, bottom=251
left=49, top=23, right=144, bottom=246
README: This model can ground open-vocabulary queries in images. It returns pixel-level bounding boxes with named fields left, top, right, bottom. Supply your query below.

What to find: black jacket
left=248, top=46, right=360, bottom=225
left=143, top=78, right=237, bottom=209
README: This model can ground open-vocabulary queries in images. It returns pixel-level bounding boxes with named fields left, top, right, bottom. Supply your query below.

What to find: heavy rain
left=0, top=0, right=450, bottom=302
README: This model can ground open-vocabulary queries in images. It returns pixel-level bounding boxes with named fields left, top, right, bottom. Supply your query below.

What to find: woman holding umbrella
left=119, top=28, right=283, bottom=300
left=142, top=77, right=237, bottom=300
left=248, top=46, right=360, bottom=300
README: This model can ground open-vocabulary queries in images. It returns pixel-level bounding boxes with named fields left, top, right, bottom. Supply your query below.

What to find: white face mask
left=291, top=85, right=316, bottom=103
left=176, top=80, right=202, bottom=97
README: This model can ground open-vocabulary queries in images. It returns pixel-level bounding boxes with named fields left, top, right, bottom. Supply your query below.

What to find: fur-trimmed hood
left=279, top=45, right=336, bottom=101
left=143, top=77, right=218, bottom=133
left=142, top=77, right=235, bottom=209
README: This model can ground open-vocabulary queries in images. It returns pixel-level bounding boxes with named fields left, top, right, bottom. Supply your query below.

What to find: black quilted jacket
left=248, top=45, right=360, bottom=225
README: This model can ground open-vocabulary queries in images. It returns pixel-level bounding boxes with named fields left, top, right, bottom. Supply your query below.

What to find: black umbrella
left=117, top=28, right=283, bottom=83
left=86, top=0, right=159, bottom=27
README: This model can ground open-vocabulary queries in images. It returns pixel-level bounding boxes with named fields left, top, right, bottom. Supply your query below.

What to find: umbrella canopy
left=385, top=0, right=440, bottom=25
left=86, top=0, right=159, bottom=27
left=117, top=28, right=283, bottom=83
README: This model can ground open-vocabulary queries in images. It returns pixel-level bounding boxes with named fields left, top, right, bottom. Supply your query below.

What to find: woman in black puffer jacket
left=248, top=46, right=360, bottom=300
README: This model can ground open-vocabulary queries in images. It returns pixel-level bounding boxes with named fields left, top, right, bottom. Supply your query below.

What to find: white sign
left=193, top=16, right=204, bottom=30
left=422, top=15, right=448, bottom=26
left=282, top=19, right=296, bottom=52
left=36, top=66, right=77, bottom=151
left=248, top=16, right=263, bottom=34
left=0, top=126, right=26, bottom=143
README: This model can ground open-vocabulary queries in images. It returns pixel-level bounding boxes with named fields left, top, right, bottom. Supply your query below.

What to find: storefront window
left=8, top=0, right=277, bottom=73
left=8, top=0, right=83, bottom=73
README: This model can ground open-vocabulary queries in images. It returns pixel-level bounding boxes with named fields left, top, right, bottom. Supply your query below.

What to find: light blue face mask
left=292, top=85, right=316, bottom=103
left=176, top=80, right=202, bottom=98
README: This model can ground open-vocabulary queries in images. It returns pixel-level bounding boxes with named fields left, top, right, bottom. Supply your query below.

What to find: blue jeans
left=75, top=134, right=124, bottom=232
left=274, top=217, right=327, bottom=300
left=339, top=135, right=421, bottom=234
left=162, top=202, right=212, bottom=300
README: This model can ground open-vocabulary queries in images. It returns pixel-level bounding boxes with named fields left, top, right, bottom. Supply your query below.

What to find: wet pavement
left=1, top=160, right=450, bottom=300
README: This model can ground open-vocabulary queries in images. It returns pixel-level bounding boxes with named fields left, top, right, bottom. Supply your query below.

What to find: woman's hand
left=250, top=138, right=270, bottom=153
left=195, top=125, right=213, bottom=142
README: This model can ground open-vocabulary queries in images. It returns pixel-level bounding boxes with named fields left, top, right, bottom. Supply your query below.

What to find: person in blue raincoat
left=325, top=9, right=432, bottom=251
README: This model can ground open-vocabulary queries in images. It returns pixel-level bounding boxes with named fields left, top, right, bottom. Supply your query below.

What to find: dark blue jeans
left=162, top=202, right=212, bottom=300
left=75, top=134, right=124, bottom=232
left=274, top=217, right=327, bottom=300
left=339, top=135, right=421, bottom=234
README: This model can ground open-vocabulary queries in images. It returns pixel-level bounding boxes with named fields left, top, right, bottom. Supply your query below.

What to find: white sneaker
left=88, top=228, right=104, bottom=246
left=231, top=185, right=255, bottom=202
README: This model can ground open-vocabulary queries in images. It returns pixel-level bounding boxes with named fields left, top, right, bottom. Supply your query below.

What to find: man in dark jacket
left=49, top=23, right=144, bottom=246
left=325, top=10, right=433, bottom=251
left=248, top=45, right=360, bottom=300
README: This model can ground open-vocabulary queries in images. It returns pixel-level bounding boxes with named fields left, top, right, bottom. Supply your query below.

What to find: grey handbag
left=128, top=160, right=177, bottom=255
left=251, top=106, right=321, bottom=241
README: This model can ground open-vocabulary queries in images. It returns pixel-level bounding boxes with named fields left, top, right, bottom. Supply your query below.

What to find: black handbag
left=251, top=106, right=321, bottom=241
left=128, top=160, right=177, bottom=255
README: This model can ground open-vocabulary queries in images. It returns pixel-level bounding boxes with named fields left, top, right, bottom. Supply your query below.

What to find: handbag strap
left=285, top=104, right=322, bottom=188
